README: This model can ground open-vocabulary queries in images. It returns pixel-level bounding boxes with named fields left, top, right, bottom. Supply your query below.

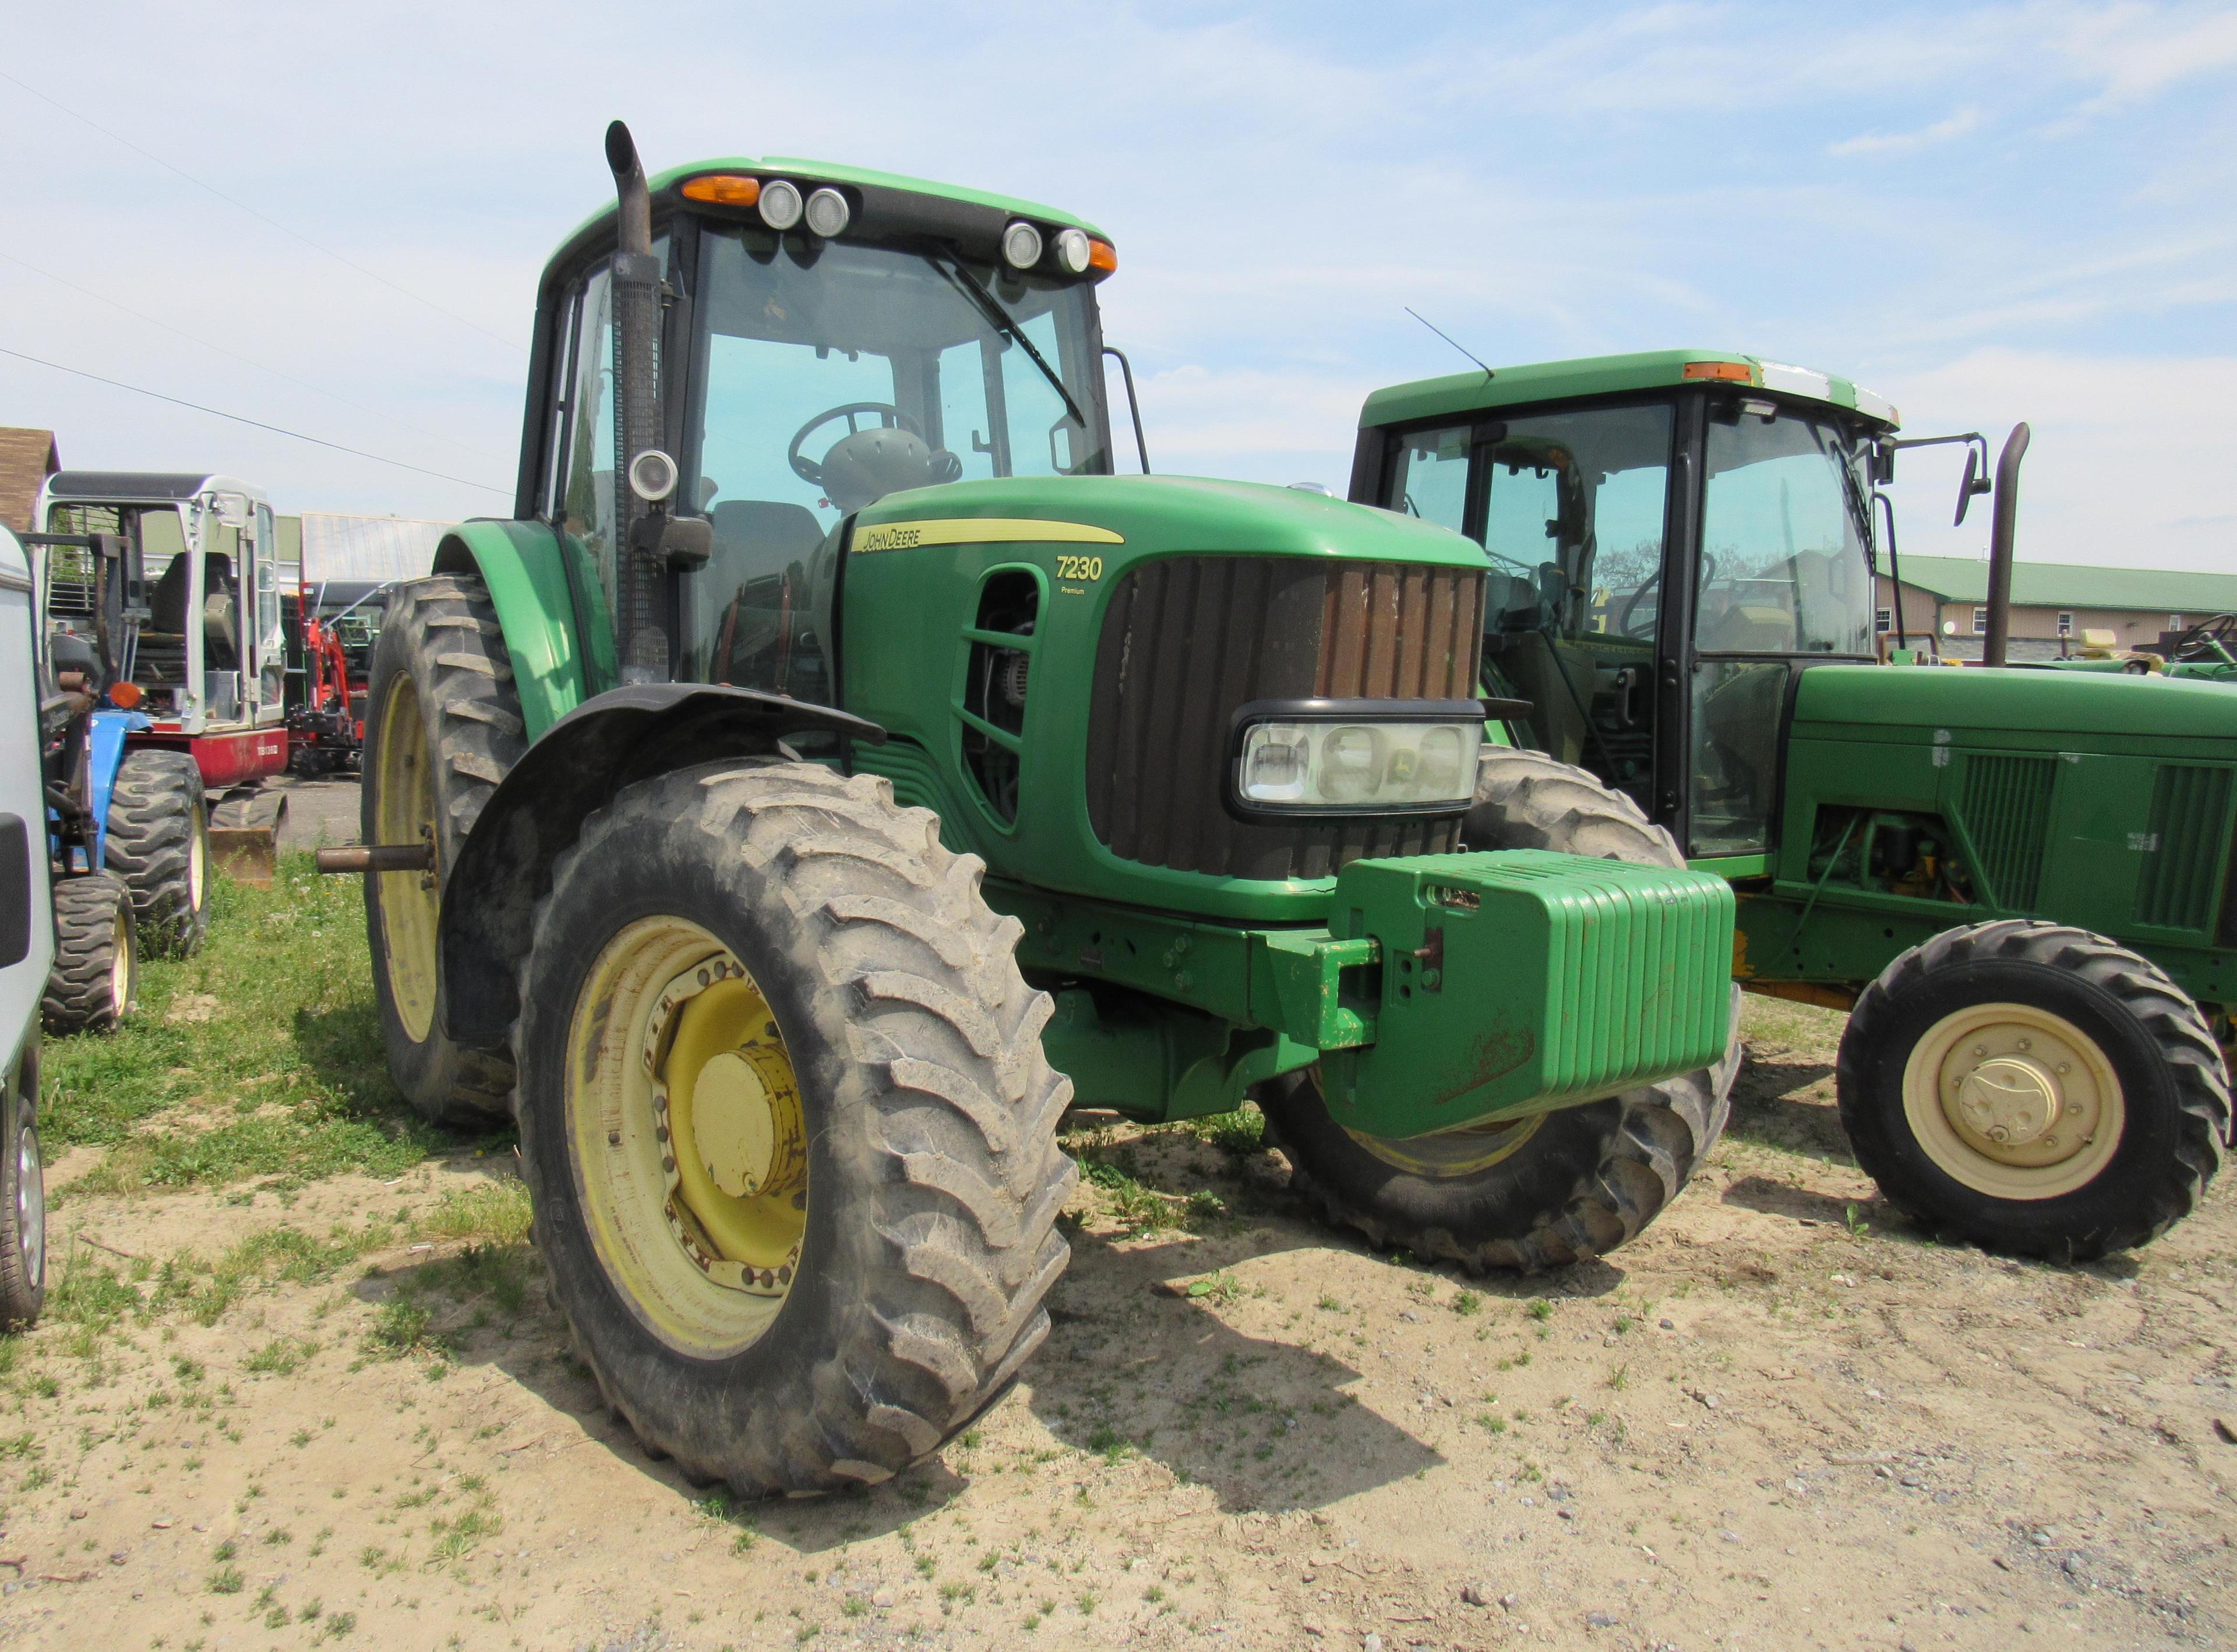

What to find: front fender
left=437, top=684, right=886, bottom=1049
left=433, top=520, right=617, bottom=739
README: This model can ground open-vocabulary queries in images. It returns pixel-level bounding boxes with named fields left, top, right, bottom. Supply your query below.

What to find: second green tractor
left=337, top=128, right=1741, bottom=1497
left=1351, top=350, right=2231, bottom=1261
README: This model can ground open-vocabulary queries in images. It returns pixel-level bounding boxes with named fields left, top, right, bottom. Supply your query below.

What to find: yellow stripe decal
left=852, top=517, right=1124, bottom=555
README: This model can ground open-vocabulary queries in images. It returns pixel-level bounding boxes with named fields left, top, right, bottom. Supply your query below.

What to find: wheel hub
left=641, top=958, right=806, bottom=1297
left=1954, top=1056, right=2060, bottom=1146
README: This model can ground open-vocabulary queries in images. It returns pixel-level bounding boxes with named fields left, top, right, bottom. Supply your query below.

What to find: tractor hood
left=1792, top=663, right=2237, bottom=745
left=853, top=474, right=1483, bottom=568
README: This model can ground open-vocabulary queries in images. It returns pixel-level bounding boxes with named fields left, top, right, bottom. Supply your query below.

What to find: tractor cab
left=1353, top=352, right=1891, bottom=864
left=523, top=159, right=1123, bottom=705
left=36, top=474, right=290, bottom=788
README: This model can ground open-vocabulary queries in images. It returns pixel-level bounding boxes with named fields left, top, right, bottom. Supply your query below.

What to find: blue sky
left=2, top=2, right=2232, bottom=570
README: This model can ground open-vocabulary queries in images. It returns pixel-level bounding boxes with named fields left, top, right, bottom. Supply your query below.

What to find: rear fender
left=432, top=521, right=617, bottom=739
left=436, top=684, right=887, bottom=1050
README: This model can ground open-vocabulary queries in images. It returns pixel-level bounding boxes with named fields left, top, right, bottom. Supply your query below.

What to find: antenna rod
left=1405, top=308, right=1495, bottom=379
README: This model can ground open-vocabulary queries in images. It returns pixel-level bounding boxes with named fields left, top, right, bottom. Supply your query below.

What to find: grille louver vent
left=1084, top=556, right=1484, bottom=880
left=2136, top=764, right=2234, bottom=931
left=1959, top=754, right=2058, bottom=910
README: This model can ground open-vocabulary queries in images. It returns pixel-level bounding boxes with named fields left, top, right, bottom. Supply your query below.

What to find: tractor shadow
left=1723, top=1053, right=1850, bottom=1161
left=1021, top=1221, right=1445, bottom=1512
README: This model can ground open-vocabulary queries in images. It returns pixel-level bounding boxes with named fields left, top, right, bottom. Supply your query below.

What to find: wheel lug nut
left=1973, top=1044, right=1988, bottom=1057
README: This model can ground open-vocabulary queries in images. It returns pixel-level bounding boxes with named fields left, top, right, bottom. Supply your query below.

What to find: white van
left=0, top=524, right=55, bottom=1327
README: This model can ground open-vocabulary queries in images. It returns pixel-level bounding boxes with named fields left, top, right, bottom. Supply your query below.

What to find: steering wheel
left=1613, top=553, right=1713, bottom=640
left=788, top=403, right=925, bottom=489
left=2165, top=613, right=2237, bottom=666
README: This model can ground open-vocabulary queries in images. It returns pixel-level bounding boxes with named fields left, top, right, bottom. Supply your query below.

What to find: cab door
left=250, top=503, right=285, bottom=721
left=0, top=530, right=55, bottom=1043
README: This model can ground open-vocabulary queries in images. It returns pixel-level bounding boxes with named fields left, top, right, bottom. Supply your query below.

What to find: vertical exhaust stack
left=606, top=120, right=668, bottom=683
left=1980, top=422, right=2030, bottom=669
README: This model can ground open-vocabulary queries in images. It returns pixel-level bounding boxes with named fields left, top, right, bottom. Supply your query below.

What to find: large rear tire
left=43, top=872, right=137, bottom=1035
left=104, top=749, right=209, bottom=957
left=361, top=576, right=525, bottom=1127
left=514, top=761, right=1075, bottom=1495
left=0, top=1039, right=45, bottom=1329
left=1263, top=748, right=1741, bottom=1272
left=1839, top=920, right=2227, bottom=1259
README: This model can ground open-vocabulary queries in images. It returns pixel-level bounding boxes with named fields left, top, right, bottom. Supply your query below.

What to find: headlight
left=1230, top=700, right=1484, bottom=818
left=1053, top=226, right=1092, bottom=274
left=758, top=178, right=804, bottom=231
left=1002, top=220, right=1045, bottom=269
left=803, top=186, right=851, bottom=238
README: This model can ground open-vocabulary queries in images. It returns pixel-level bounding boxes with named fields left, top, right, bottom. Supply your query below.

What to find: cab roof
left=42, top=471, right=266, bottom=505
left=1360, top=350, right=1900, bottom=433
left=550, top=153, right=1110, bottom=275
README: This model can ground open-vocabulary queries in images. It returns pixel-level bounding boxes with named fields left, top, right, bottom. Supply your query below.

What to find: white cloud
left=1828, top=107, right=1986, bottom=157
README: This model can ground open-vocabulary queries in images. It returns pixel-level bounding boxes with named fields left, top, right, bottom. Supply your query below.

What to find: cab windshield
left=554, top=223, right=1110, bottom=698
left=689, top=229, right=1106, bottom=694
left=1698, top=403, right=1875, bottom=657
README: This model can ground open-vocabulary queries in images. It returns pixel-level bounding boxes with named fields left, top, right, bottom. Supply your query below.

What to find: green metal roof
left=1359, top=350, right=1899, bottom=432
left=1887, top=553, right=2237, bottom=615
left=558, top=154, right=1108, bottom=253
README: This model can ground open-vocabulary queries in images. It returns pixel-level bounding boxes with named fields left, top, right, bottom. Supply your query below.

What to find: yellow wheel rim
left=567, top=915, right=806, bottom=1357
left=1346, top=1112, right=1547, bottom=1178
left=1901, top=1001, right=2125, bottom=1201
left=372, top=675, right=440, bottom=1042
left=186, top=800, right=207, bottom=914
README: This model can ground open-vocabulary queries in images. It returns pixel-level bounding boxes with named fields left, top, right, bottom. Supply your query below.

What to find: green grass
left=41, top=857, right=460, bottom=1194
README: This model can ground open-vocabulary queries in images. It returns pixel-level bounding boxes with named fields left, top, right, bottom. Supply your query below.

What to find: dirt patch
left=1, top=997, right=2230, bottom=1651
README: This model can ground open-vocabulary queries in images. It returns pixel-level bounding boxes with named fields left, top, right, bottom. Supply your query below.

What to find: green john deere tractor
left=330, top=128, right=1740, bottom=1496
left=1350, top=350, right=2231, bottom=1260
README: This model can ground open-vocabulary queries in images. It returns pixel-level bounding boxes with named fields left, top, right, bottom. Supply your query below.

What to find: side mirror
left=1870, top=440, right=1896, bottom=487
left=630, top=511, right=713, bottom=571
left=1953, top=444, right=1992, bottom=526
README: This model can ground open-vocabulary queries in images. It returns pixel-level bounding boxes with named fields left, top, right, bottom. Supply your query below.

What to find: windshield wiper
left=925, top=253, right=1085, bottom=430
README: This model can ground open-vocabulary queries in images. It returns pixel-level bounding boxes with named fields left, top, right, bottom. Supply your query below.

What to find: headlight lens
left=1002, top=220, right=1045, bottom=269
left=1234, top=712, right=1483, bottom=813
left=1053, top=226, right=1092, bottom=274
left=758, top=178, right=804, bottom=231
left=803, top=186, right=851, bottom=238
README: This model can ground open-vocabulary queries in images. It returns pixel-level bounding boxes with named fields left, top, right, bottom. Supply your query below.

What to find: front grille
left=1083, top=555, right=1485, bottom=880
left=1959, top=754, right=2058, bottom=910
left=2137, top=764, right=2234, bottom=931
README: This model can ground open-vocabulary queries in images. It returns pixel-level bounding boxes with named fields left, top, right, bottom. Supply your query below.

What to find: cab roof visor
left=848, top=186, right=1014, bottom=263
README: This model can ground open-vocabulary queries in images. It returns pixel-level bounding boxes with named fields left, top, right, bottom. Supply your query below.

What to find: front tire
left=1839, top=920, right=2227, bottom=1259
left=361, top=576, right=525, bottom=1127
left=0, top=1040, right=45, bottom=1329
left=514, top=761, right=1075, bottom=1495
left=104, top=749, right=209, bottom=957
left=43, top=873, right=137, bottom=1035
left=1264, top=748, right=1742, bottom=1272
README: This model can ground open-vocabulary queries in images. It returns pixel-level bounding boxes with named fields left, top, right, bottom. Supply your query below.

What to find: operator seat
left=148, top=550, right=241, bottom=669
left=707, top=501, right=830, bottom=691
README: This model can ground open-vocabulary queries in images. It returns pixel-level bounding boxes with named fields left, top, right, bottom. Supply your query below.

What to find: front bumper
left=994, top=848, right=1735, bottom=1139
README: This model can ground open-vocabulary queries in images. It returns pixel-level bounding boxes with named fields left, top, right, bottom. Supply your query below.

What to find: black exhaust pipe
left=1979, top=423, right=2030, bottom=669
left=606, top=120, right=668, bottom=682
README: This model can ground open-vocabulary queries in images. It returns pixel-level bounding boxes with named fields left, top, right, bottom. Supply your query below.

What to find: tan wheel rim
left=1346, top=1111, right=1547, bottom=1177
left=373, top=675, right=440, bottom=1042
left=187, top=802, right=207, bottom=913
left=110, top=908, right=135, bottom=1015
left=567, top=916, right=807, bottom=1357
left=1901, top=1002, right=2125, bottom=1201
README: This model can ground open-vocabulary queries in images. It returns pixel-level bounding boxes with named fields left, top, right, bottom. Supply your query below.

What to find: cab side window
left=1384, top=425, right=1471, bottom=535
